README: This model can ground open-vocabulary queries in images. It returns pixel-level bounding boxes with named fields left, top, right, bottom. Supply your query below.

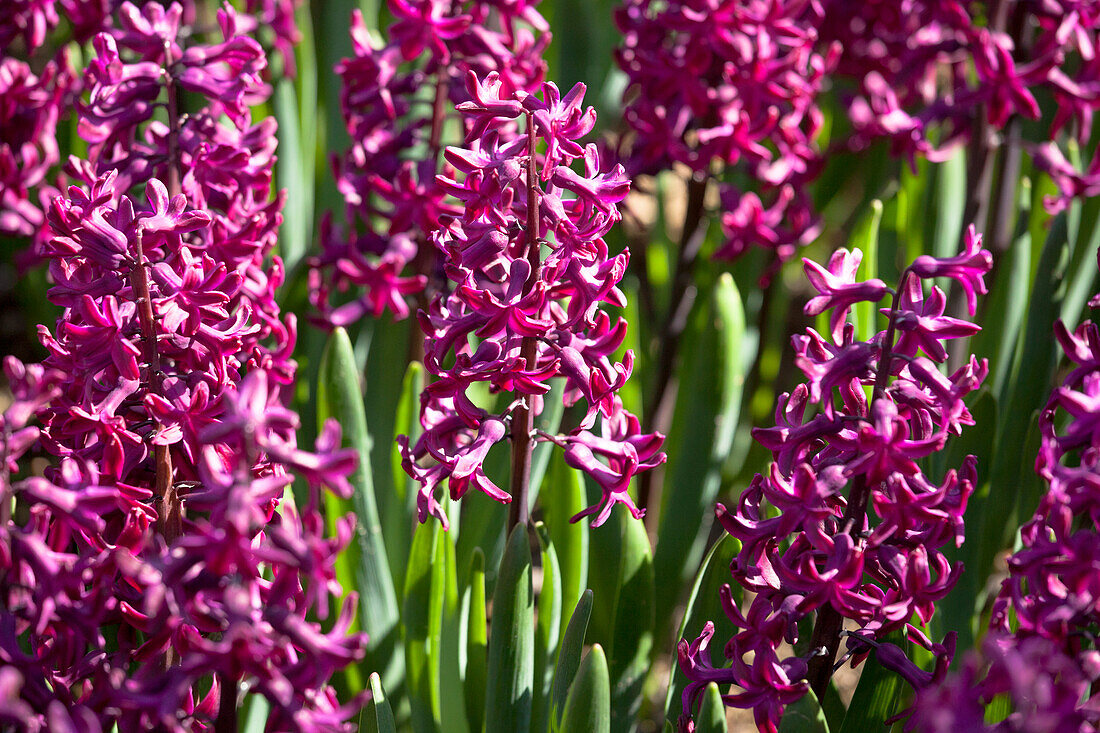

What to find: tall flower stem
left=508, top=111, right=540, bottom=530
left=805, top=273, right=907, bottom=698
left=163, top=42, right=182, bottom=199
left=129, top=231, right=180, bottom=543
left=215, top=673, right=238, bottom=733
left=638, top=172, right=709, bottom=512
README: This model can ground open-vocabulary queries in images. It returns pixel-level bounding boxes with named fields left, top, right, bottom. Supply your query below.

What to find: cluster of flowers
left=614, top=0, right=1100, bottom=262
left=677, top=228, right=993, bottom=732
left=310, top=0, right=551, bottom=325
left=1, top=2, right=366, bottom=729
left=614, top=0, right=831, bottom=264
left=911, top=277, right=1100, bottom=730
left=400, top=71, right=664, bottom=527
left=0, top=0, right=300, bottom=254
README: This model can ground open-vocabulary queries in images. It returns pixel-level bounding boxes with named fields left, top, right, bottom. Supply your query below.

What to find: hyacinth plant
left=3, top=0, right=1100, bottom=732
left=676, top=231, right=992, bottom=731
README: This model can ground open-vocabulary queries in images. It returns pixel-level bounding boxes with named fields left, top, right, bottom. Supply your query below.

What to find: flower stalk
left=508, top=111, right=542, bottom=530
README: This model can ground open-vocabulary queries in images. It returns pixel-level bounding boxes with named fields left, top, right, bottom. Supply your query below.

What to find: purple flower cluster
left=677, top=228, right=993, bottom=733
left=614, top=0, right=831, bottom=264
left=614, top=1, right=1100, bottom=263
left=1, top=357, right=366, bottom=731
left=310, top=0, right=551, bottom=326
left=399, top=71, right=664, bottom=528
left=912, top=286, right=1100, bottom=730
left=1, top=2, right=367, bottom=728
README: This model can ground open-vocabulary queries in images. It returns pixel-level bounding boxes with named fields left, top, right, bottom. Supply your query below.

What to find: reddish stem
left=508, top=112, right=540, bottom=530
left=805, top=273, right=907, bottom=698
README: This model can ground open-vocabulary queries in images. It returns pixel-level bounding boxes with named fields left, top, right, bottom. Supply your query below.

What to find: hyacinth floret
left=311, top=0, right=552, bottom=326
left=400, top=70, right=664, bottom=529
left=912, top=253, right=1100, bottom=730
left=677, top=226, right=992, bottom=733
left=1, top=2, right=368, bottom=728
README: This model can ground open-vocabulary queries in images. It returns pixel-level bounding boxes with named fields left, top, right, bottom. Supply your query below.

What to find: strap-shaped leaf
left=852, top=200, right=883, bottom=343
left=532, top=523, right=563, bottom=733
left=777, top=688, right=831, bottom=733
left=384, top=360, right=423, bottom=593
left=609, top=510, right=654, bottom=729
left=836, top=633, right=907, bottom=733
left=404, top=518, right=445, bottom=733
left=664, top=535, right=741, bottom=723
left=542, top=456, right=589, bottom=643
left=694, top=682, right=726, bottom=733
left=560, top=645, right=611, bottom=733
left=318, top=327, right=399, bottom=689
left=464, top=549, right=488, bottom=733
left=363, top=673, right=397, bottom=733
left=654, top=274, right=745, bottom=631
left=485, top=524, right=535, bottom=732
left=550, top=589, right=594, bottom=731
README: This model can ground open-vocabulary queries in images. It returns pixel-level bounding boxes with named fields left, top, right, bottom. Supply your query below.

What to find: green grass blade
left=485, top=524, right=535, bottom=733
left=560, top=645, right=611, bottom=733
left=550, top=590, right=595, bottom=732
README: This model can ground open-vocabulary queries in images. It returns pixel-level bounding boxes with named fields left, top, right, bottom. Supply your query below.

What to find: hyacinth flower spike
left=401, top=71, right=664, bottom=530
left=678, top=227, right=992, bottom=732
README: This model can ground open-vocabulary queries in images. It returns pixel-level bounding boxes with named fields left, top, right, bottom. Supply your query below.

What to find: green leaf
left=976, top=214, right=1068, bottom=585
left=654, top=274, right=745, bottom=633
left=853, top=200, right=884, bottom=343
left=528, top=378, right=567, bottom=508
left=386, top=360, right=424, bottom=602
left=560, top=645, right=611, bottom=733
left=440, top=520, right=467, bottom=733
left=464, top=549, right=488, bottom=733
left=663, top=535, right=741, bottom=723
left=532, top=524, right=563, bottom=733
left=931, top=147, right=967, bottom=262
left=485, top=524, right=535, bottom=733
left=363, top=673, right=398, bottom=733
left=550, top=590, right=595, bottom=731
left=837, top=634, right=907, bottom=733
left=240, top=693, right=270, bottom=733
left=609, top=512, right=655, bottom=730
left=777, top=688, right=830, bottom=733
left=542, top=456, right=590, bottom=643
left=317, top=327, right=399, bottom=690
left=931, top=388, right=996, bottom=652
left=404, top=518, right=446, bottom=733
left=273, top=71, right=312, bottom=274
left=694, top=683, right=726, bottom=733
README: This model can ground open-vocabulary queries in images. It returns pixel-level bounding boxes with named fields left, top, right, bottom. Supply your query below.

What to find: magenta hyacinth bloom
left=311, top=0, right=552, bottom=326
left=1, top=3, right=368, bottom=728
left=916, top=264, right=1100, bottom=730
left=400, top=71, right=663, bottom=528
left=677, top=235, right=992, bottom=732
